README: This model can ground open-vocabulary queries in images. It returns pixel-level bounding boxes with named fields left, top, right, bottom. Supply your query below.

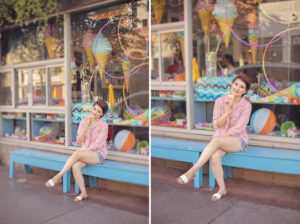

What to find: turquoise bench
left=209, top=146, right=300, bottom=188
left=9, top=149, right=71, bottom=193
left=74, top=160, right=149, bottom=193
left=152, top=136, right=206, bottom=188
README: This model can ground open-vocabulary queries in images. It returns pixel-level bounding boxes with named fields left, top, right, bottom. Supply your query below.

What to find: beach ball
left=114, top=130, right=136, bottom=152
left=151, top=103, right=172, bottom=123
left=250, top=108, right=276, bottom=134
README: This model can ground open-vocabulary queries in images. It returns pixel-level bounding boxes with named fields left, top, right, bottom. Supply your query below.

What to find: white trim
left=184, top=0, right=193, bottom=130
left=0, top=59, right=64, bottom=70
left=151, top=22, right=185, bottom=32
left=0, top=108, right=65, bottom=113
left=151, top=82, right=186, bottom=90
left=64, top=14, right=72, bottom=147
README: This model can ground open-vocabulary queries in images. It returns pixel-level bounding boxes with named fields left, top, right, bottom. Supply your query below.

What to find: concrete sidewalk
left=152, top=166, right=300, bottom=224
left=0, top=166, right=148, bottom=224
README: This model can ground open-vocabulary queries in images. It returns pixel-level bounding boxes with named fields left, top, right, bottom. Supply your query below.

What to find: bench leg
left=75, top=183, right=80, bottom=194
left=9, top=160, right=15, bottom=178
left=89, top=176, right=97, bottom=188
left=209, top=162, right=216, bottom=189
left=63, top=171, right=71, bottom=193
left=24, top=165, right=32, bottom=174
left=193, top=159, right=203, bottom=188
left=224, top=166, right=232, bottom=180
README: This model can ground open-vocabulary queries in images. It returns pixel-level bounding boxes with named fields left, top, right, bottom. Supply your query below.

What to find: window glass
left=71, top=0, right=149, bottom=155
left=1, top=18, right=64, bottom=65
left=1, top=112, right=27, bottom=140
left=49, top=66, right=65, bottom=106
left=16, top=69, right=30, bottom=106
left=31, top=113, right=65, bottom=145
left=192, top=0, right=300, bottom=138
left=151, top=0, right=184, bottom=25
left=32, top=68, right=46, bottom=105
left=0, top=72, right=12, bottom=105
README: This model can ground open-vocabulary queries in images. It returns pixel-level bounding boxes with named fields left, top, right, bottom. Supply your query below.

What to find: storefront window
left=1, top=112, right=27, bottom=140
left=151, top=31, right=185, bottom=82
left=31, top=113, right=65, bottom=145
left=152, top=90, right=186, bottom=128
left=49, top=66, right=65, bottom=106
left=151, top=34, right=159, bottom=80
left=16, top=69, right=29, bottom=106
left=71, top=0, right=149, bottom=155
left=151, top=0, right=184, bottom=25
left=192, top=0, right=300, bottom=139
left=1, top=18, right=64, bottom=65
left=32, top=68, right=46, bottom=105
left=0, top=71, right=12, bottom=106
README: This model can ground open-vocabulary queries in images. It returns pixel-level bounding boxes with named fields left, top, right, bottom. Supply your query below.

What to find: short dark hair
left=93, top=99, right=108, bottom=118
left=232, top=73, right=251, bottom=97
left=223, top=54, right=234, bottom=65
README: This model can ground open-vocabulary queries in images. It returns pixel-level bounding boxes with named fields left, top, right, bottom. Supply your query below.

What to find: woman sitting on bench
left=46, top=99, right=109, bottom=202
left=177, top=73, right=252, bottom=201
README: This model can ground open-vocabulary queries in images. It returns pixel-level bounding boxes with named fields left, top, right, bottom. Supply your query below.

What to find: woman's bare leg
left=72, top=161, right=87, bottom=197
left=210, top=149, right=226, bottom=194
left=178, top=136, right=242, bottom=182
left=51, top=150, right=100, bottom=184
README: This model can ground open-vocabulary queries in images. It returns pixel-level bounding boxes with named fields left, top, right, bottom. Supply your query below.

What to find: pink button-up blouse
left=212, top=95, right=252, bottom=145
left=77, top=118, right=109, bottom=159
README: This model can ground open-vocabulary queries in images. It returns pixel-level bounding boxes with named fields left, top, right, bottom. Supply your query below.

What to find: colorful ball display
left=257, top=79, right=282, bottom=97
left=250, top=108, right=277, bottom=134
left=114, top=130, right=136, bottom=152
left=151, top=103, right=172, bottom=123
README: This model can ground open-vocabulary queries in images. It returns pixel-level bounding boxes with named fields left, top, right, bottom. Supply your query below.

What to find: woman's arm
left=86, top=123, right=108, bottom=151
left=77, top=118, right=92, bottom=144
left=226, top=103, right=252, bottom=136
left=213, top=97, right=233, bottom=129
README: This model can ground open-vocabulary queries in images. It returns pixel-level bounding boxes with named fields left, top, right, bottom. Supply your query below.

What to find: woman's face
left=231, top=78, right=247, bottom=97
left=91, top=104, right=103, bottom=118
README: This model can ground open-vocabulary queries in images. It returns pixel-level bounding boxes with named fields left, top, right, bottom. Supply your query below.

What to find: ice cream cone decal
left=122, top=56, right=130, bottom=91
left=82, top=30, right=95, bottom=67
left=247, top=11, right=258, bottom=64
left=108, top=83, right=115, bottom=106
left=44, top=26, right=60, bottom=59
left=152, top=0, right=166, bottom=24
left=212, top=0, right=237, bottom=48
left=92, top=30, right=112, bottom=79
left=196, top=0, right=215, bottom=36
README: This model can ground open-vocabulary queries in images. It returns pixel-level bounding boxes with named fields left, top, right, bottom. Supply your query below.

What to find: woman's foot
left=177, top=170, right=195, bottom=184
left=211, top=189, right=227, bottom=201
left=74, top=193, right=88, bottom=202
left=45, top=178, right=62, bottom=188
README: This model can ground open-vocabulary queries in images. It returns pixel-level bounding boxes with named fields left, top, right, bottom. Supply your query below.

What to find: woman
left=46, top=99, right=109, bottom=202
left=177, top=73, right=252, bottom=201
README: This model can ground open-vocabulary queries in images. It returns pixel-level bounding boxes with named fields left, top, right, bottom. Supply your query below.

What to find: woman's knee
left=72, top=150, right=82, bottom=159
left=72, top=163, right=82, bottom=173
left=211, top=137, right=222, bottom=147
left=210, top=152, right=222, bottom=166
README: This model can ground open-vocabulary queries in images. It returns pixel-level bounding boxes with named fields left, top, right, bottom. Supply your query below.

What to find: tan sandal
left=177, top=173, right=195, bottom=184
left=211, top=192, right=227, bottom=201
left=74, top=195, right=88, bottom=202
left=45, top=178, right=62, bottom=188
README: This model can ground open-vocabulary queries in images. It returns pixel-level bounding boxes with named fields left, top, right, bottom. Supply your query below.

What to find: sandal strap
left=212, top=192, right=222, bottom=199
left=180, top=174, right=189, bottom=184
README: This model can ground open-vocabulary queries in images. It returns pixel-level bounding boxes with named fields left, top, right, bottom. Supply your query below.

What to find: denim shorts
left=237, top=137, right=247, bottom=151
left=96, top=151, right=105, bottom=163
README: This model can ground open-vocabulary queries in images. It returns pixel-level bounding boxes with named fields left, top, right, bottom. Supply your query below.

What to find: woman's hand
left=84, top=117, right=92, bottom=129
